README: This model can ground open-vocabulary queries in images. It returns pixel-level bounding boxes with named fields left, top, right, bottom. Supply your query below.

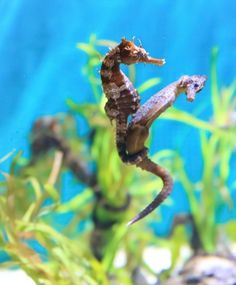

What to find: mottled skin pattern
left=126, top=75, right=207, bottom=225
left=101, top=39, right=207, bottom=225
left=101, top=38, right=165, bottom=164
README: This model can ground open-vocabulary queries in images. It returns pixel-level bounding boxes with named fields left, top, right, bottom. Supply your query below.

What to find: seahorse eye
left=194, top=83, right=199, bottom=88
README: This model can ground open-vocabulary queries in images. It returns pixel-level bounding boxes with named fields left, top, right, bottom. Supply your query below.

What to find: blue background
left=0, top=0, right=235, bottom=233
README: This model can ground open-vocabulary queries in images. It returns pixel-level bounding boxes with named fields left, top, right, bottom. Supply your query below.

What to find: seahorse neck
left=101, top=53, right=127, bottom=88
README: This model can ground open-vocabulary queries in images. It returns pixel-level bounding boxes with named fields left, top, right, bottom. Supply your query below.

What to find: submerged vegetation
left=162, top=47, right=236, bottom=254
left=0, top=36, right=235, bottom=284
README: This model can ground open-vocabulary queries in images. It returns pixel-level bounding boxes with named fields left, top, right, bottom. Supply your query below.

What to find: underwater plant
left=0, top=149, right=109, bottom=285
left=0, top=35, right=235, bottom=285
left=162, top=48, right=236, bottom=254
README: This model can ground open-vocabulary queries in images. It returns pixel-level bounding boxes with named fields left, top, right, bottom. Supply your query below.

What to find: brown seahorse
left=126, top=75, right=207, bottom=225
left=101, top=39, right=207, bottom=225
left=100, top=38, right=165, bottom=164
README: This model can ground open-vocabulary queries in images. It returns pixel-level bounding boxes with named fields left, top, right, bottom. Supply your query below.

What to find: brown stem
left=29, top=116, right=130, bottom=260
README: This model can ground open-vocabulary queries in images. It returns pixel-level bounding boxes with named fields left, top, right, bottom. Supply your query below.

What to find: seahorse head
left=179, top=75, right=208, bottom=102
left=118, top=38, right=165, bottom=66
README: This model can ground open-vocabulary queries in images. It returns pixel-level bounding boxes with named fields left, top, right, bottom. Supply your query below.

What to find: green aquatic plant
left=0, top=35, right=235, bottom=285
left=0, top=150, right=109, bottom=285
left=162, top=47, right=236, bottom=253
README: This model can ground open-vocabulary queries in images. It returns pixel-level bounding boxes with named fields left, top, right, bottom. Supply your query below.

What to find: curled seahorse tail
left=116, top=140, right=148, bottom=165
left=127, top=157, right=173, bottom=226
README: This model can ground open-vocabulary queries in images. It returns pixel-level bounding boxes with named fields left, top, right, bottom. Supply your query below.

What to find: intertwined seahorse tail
left=128, top=156, right=173, bottom=225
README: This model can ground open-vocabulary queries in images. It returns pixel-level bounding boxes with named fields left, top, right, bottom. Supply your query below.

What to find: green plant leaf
left=57, top=189, right=93, bottom=213
left=137, top=77, right=161, bottom=94
left=0, top=149, right=16, bottom=164
left=44, top=184, right=59, bottom=201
